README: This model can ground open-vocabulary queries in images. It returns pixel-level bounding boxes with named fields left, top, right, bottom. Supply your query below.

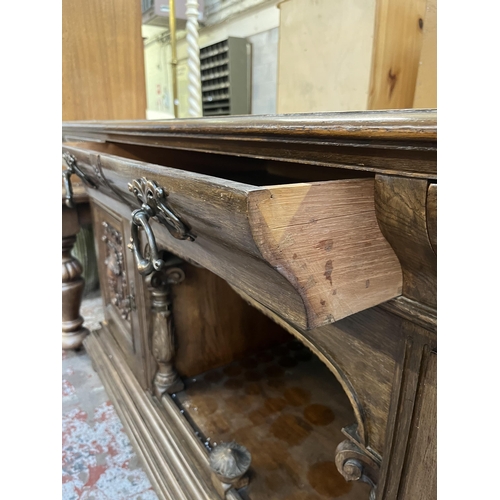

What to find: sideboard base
left=84, top=328, right=242, bottom=500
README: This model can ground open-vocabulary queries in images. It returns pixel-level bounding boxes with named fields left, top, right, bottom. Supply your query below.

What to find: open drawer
left=62, top=143, right=402, bottom=330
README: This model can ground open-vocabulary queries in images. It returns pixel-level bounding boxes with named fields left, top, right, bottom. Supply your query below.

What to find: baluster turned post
left=148, top=264, right=185, bottom=397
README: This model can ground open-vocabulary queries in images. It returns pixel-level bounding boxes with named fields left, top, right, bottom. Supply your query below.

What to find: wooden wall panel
left=376, top=323, right=436, bottom=500
left=413, top=0, right=437, bottom=108
left=368, top=0, right=428, bottom=109
left=277, top=0, right=376, bottom=113
left=62, top=0, right=146, bottom=121
left=398, top=351, right=437, bottom=499
left=172, top=265, right=291, bottom=378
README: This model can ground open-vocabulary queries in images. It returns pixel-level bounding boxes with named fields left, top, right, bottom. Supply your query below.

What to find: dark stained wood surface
left=231, top=286, right=400, bottom=456
left=62, top=146, right=404, bottom=330
left=85, top=329, right=226, bottom=500
left=427, top=183, right=437, bottom=254
left=67, top=110, right=437, bottom=500
left=91, top=201, right=149, bottom=388
left=62, top=209, right=89, bottom=350
left=376, top=320, right=436, bottom=500
left=170, top=265, right=291, bottom=378
left=62, top=109, right=437, bottom=178
left=397, top=349, right=436, bottom=499
left=176, top=339, right=372, bottom=500
left=375, top=175, right=437, bottom=308
left=62, top=109, right=436, bottom=141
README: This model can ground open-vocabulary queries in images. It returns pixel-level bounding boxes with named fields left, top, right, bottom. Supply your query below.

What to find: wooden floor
left=175, top=339, right=371, bottom=500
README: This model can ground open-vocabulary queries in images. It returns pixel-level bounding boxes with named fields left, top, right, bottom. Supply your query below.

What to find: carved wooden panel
left=376, top=321, right=436, bottom=500
left=101, top=220, right=132, bottom=322
left=91, top=199, right=149, bottom=390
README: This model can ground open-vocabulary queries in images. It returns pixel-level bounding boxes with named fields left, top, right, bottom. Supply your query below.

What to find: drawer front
left=92, top=200, right=148, bottom=387
left=64, top=144, right=402, bottom=330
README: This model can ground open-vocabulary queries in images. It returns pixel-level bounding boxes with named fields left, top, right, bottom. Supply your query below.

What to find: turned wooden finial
left=209, top=442, right=251, bottom=496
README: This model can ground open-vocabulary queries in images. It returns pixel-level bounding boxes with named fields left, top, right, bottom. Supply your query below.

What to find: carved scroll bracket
left=147, top=258, right=185, bottom=398
left=335, top=436, right=380, bottom=500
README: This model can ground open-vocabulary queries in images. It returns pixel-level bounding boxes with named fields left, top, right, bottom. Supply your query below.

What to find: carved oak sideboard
left=62, top=109, right=437, bottom=500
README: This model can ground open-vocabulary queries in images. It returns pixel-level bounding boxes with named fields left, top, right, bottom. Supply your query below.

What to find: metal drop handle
left=128, top=209, right=165, bottom=275
left=127, top=177, right=195, bottom=275
left=62, top=152, right=97, bottom=208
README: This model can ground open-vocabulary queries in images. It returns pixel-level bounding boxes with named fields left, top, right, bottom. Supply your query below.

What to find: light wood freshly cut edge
left=249, top=179, right=403, bottom=327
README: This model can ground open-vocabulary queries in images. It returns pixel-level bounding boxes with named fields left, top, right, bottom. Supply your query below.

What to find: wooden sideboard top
left=62, top=109, right=437, bottom=179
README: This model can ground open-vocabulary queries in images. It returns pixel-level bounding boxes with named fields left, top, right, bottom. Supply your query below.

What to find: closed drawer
left=62, top=144, right=402, bottom=330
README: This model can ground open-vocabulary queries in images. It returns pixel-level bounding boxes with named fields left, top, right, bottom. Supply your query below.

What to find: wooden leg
left=62, top=235, right=89, bottom=349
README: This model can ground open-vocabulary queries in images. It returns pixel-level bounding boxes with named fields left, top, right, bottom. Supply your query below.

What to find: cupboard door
left=92, top=200, right=147, bottom=387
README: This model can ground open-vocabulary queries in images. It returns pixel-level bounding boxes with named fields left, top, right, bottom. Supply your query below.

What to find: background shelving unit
left=200, top=37, right=251, bottom=116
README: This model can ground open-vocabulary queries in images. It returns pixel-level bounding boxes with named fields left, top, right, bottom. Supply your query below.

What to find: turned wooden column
left=147, top=262, right=185, bottom=397
left=62, top=205, right=89, bottom=349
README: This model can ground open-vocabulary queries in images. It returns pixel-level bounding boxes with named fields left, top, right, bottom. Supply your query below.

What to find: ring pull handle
left=128, top=209, right=165, bottom=275
left=128, top=177, right=195, bottom=242
left=62, top=152, right=98, bottom=208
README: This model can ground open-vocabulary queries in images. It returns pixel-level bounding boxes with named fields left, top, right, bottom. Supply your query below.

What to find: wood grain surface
left=229, top=286, right=400, bottom=456
left=375, top=175, right=436, bottom=308
left=68, top=110, right=437, bottom=500
left=176, top=339, right=372, bottom=500
left=171, top=265, right=291, bottom=378
left=62, top=110, right=437, bottom=178
left=91, top=201, right=150, bottom=388
left=63, top=145, right=405, bottom=329
left=413, top=0, right=437, bottom=108
left=368, top=0, right=428, bottom=109
left=85, top=329, right=229, bottom=500
left=249, top=179, right=402, bottom=327
left=376, top=321, right=436, bottom=500
left=426, top=183, right=437, bottom=254
left=62, top=0, right=146, bottom=121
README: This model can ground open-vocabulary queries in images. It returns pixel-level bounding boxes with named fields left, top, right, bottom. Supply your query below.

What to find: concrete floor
left=62, top=292, right=158, bottom=500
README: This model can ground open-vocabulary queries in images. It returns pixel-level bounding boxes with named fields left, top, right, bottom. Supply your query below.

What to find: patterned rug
left=62, top=294, right=158, bottom=500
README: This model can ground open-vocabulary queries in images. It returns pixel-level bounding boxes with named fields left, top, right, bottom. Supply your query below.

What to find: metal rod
left=169, top=0, right=179, bottom=118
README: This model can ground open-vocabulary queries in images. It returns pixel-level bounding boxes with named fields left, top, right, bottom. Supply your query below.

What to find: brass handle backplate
left=127, top=177, right=195, bottom=275
left=62, top=152, right=97, bottom=208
